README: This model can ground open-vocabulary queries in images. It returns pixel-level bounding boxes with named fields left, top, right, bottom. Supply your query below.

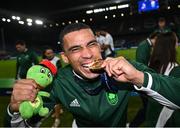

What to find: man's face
left=15, top=44, right=26, bottom=53
left=62, top=28, right=102, bottom=79
left=158, top=21, right=166, bottom=28
left=45, top=49, right=54, bottom=60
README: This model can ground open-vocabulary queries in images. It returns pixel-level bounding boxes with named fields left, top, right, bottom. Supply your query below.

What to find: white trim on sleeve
left=134, top=72, right=180, bottom=110
left=7, top=104, right=13, bottom=117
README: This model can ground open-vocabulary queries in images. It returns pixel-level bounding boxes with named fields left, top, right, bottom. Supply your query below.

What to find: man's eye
left=70, top=47, right=81, bottom=52
left=88, top=42, right=98, bottom=47
left=40, top=68, right=46, bottom=73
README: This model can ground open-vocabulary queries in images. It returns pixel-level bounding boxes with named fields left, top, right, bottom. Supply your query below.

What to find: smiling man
left=5, top=23, right=180, bottom=127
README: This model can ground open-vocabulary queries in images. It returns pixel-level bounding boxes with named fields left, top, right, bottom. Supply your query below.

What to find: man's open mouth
left=82, top=59, right=104, bottom=73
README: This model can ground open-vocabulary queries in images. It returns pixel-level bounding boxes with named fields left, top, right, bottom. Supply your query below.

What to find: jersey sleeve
left=130, top=60, right=180, bottom=109
left=134, top=71, right=180, bottom=110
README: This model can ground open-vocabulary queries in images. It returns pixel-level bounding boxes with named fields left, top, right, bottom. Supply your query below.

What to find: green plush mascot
left=19, top=59, right=57, bottom=119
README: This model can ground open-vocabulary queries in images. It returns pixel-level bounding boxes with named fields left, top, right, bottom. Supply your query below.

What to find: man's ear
left=60, top=52, right=69, bottom=63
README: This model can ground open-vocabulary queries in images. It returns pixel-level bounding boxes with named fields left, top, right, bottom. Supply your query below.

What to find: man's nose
left=81, top=47, right=93, bottom=58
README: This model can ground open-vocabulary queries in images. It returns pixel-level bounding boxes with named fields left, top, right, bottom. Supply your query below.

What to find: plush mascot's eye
left=40, top=68, right=46, bottom=73
left=48, top=72, right=52, bottom=78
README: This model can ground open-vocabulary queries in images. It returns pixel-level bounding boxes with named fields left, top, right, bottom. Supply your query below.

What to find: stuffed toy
left=19, top=59, right=57, bottom=119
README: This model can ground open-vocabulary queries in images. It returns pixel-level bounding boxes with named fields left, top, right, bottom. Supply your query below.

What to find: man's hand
left=10, top=79, right=38, bottom=112
left=101, top=56, right=144, bottom=87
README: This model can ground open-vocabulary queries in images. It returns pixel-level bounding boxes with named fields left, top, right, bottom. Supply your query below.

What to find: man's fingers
left=15, top=79, right=37, bottom=89
left=109, top=58, right=125, bottom=77
left=105, top=63, right=112, bottom=77
left=12, top=88, right=37, bottom=102
left=112, top=67, right=124, bottom=77
left=10, top=79, right=38, bottom=111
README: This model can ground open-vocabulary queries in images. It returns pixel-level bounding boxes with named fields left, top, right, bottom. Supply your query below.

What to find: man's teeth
left=83, top=63, right=92, bottom=68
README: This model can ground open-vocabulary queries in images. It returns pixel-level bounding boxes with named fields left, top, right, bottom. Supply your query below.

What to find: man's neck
left=72, top=70, right=100, bottom=81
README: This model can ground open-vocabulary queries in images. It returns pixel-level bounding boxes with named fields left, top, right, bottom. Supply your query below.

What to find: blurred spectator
left=136, top=32, right=160, bottom=65
left=15, top=40, right=39, bottom=79
left=100, top=30, right=115, bottom=58
left=130, top=32, right=160, bottom=127
left=146, top=32, right=180, bottom=127
left=42, top=46, right=62, bottom=69
left=154, top=17, right=171, bottom=33
left=95, top=30, right=106, bottom=58
left=95, top=30, right=106, bottom=45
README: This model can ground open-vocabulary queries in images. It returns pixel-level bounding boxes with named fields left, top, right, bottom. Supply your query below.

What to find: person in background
left=15, top=40, right=39, bottom=79
left=136, top=32, right=160, bottom=65
left=95, top=30, right=106, bottom=58
left=130, top=32, right=160, bottom=127
left=100, top=30, right=115, bottom=58
left=154, top=17, right=171, bottom=33
left=42, top=46, right=63, bottom=128
left=145, top=32, right=180, bottom=127
left=5, top=23, right=180, bottom=127
left=42, top=46, right=62, bottom=69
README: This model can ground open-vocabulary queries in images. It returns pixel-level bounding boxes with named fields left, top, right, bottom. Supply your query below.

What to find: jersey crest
left=106, top=92, right=118, bottom=105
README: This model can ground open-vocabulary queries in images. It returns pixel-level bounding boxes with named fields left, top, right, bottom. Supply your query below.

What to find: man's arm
left=130, top=60, right=180, bottom=109
left=101, top=57, right=180, bottom=109
left=134, top=72, right=180, bottom=109
left=5, top=79, right=57, bottom=127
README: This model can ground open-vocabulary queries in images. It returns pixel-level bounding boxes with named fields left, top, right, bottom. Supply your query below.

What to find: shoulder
left=52, top=65, right=73, bottom=90
left=27, top=49, right=37, bottom=55
left=138, top=39, right=149, bottom=46
left=137, top=40, right=151, bottom=50
left=56, top=65, right=72, bottom=78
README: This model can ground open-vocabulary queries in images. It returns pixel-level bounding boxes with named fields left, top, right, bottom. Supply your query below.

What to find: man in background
left=42, top=46, right=62, bottom=69
left=15, top=40, right=39, bottom=79
left=136, top=32, right=160, bottom=65
left=99, top=30, right=115, bottom=58
left=154, top=17, right=171, bottom=33
left=95, top=30, right=106, bottom=58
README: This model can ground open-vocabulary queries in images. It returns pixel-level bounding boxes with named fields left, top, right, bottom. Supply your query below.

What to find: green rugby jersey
left=50, top=65, right=131, bottom=126
left=16, top=49, right=39, bottom=79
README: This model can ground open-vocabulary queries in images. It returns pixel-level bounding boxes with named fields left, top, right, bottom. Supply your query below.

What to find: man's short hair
left=15, top=40, right=26, bottom=46
left=59, top=23, right=90, bottom=51
left=158, top=17, right=166, bottom=22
